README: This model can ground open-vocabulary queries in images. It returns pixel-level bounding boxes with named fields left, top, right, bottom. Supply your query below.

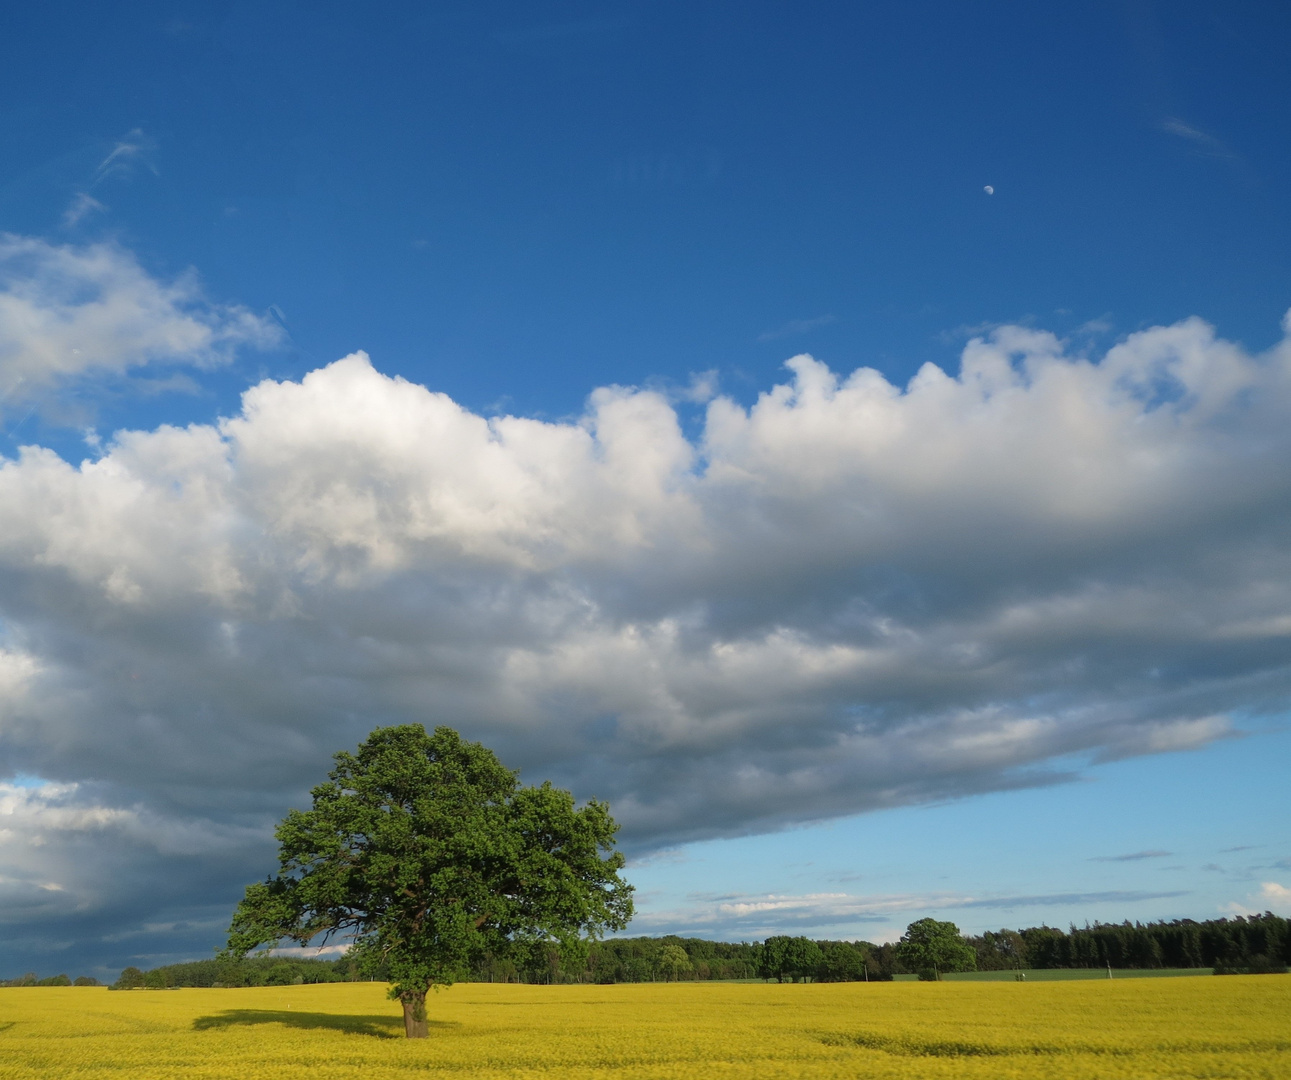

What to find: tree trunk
left=401, top=991, right=429, bottom=1038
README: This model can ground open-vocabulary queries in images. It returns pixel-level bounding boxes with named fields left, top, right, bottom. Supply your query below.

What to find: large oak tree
left=225, top=725, right=634, bottom=1036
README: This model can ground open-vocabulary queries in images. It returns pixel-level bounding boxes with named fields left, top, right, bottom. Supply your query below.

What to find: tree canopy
left=757, top=935, right=825, bottom=982
left=225, top=724, right=634, bottom=1036
left=656, top=943, right=692, bottom=981
left=895, top=918, right=976, bottom=980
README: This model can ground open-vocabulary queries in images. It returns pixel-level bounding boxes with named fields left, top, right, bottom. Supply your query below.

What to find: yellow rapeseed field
left=1, top=976, right=1287, bottom=1079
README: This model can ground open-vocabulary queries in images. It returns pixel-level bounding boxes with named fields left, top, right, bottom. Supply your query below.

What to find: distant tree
left=1019, top=925, right=1068, bottom=968
left=622, top=956, right=653, bottom=982
left=657, top=943, right=692, bottom=981
left=757, top=937, right=787, bottom=981
left=37, top=974, right=71, bottom=986
left=758, top=936, right=824, bottom=982
left=74, top=976, right=100, bottom=986
left=863, top=942, right=897, bottom=981
left=966, top=929, right=1027, bottom=971
left=112, top=967, right=145, bottom=990
left=225, top=725, right=633, bottom=1037
left=143, top=969, right=170, bottom=989
left=261, top=962, right=300, bottom=986
left=816, top=941, right=867, bottom=982
left=896, top=919, right=976, bottom=980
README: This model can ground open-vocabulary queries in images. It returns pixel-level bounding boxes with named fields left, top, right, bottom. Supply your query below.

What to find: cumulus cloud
left=3, top=281, right=1291, bottom=965
left=0, top=235, right=281, bottom=408
left=1260, top=882, right=1291, bottom=907
left=1223, top=882, right=1291, bottom=918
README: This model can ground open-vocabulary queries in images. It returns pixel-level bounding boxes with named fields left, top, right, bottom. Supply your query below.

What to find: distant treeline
left=481, top=935, right=901, bottom=984
left=97, top=939, right=894, bottom=989
left=6, top=912, right=1284, bottom=990
left=472, top=912, right=1289, bottom=982
left=966, top=913, right=1288, bottom=974
left=109, top=955, right=364, bottom=989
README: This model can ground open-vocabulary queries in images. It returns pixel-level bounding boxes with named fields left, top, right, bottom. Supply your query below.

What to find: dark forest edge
left=4, top=911, right=1286, bottom=989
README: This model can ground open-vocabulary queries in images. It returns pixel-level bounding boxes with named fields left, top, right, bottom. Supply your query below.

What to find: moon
left=984, top=185, right=994, bottom=195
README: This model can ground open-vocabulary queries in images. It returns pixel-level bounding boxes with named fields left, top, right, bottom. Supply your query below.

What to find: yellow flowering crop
left=2, top=975, right=1287, bottom=1079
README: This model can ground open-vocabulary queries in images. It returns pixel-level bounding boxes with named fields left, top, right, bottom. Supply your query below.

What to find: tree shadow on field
left=192, top=1009, right=456, bottom=1039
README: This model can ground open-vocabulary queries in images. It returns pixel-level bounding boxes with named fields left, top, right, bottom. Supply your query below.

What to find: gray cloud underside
left=3, top=287, right=1291, bottom=963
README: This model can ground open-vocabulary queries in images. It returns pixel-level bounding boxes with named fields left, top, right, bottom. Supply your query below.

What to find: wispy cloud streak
left=1090, top=850, right=1173, bottom=863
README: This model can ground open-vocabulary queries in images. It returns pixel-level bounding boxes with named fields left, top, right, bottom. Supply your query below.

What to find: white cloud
left=0, top=235, right=281, bottom=407
left=1161, top=118, right=1235, bottom=160
left=1, top=257, right=1291, bottom=961
left=62, top=193, right=106, bottom=229
left=91, top=129, right=156, bottom=185
left=1223, top=882, right=1291, bottom=918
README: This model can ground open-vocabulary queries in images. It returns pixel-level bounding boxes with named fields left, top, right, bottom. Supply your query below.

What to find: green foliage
left=966, top=913, right=1291, bottom=971
left=758, top=936, right=825, bottom=982
left=225, top=725, right=633, bottom=1020
left=580, top=936, right=760, bottom=983
left=94, top=909, right=1287, bottom=996
left=0, top=970, right=106, bottom=988
left=85, top=936, right=864, bottom=990
left=111, top=967, right=146, bottom=990
left=657, top=943, right=692, bottom=981
left=108, top=956, right=357, bottom=989
left=468, top=935, right=886, bottom=983
left=896, top=919, right=976, bottom=980
left=815, top=939, right=893, bottom=982
left=967, top=929, right=1027, bottom=971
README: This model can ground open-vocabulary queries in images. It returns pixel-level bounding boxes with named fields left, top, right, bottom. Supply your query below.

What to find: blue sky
left=627, top=726, right=1291, bottom=942
left=1, top=0, right=1289, bottom=977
